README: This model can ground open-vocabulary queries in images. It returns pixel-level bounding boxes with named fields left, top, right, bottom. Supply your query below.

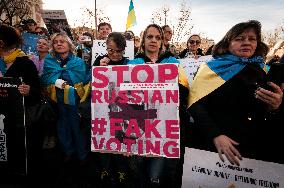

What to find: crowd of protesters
left=0, top=18, right=284, bottom=188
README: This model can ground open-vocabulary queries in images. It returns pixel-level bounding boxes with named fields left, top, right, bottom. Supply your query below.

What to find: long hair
left=50, top=33, right=76, bottom=56
left=212, top=20, right=268, bottom=58
left=140, top=24, right=164, bottom=55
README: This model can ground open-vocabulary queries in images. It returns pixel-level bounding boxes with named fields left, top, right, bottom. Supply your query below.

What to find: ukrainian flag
left=188, top=54, right=268, bottom=107
left=126, top=0, right=137, bottom=30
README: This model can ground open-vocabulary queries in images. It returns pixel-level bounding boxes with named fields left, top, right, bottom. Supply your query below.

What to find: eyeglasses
left=146, top=35, right=162, bottom=41
left=106, top=48, right=124, bottom=54
left=189, top=40, right=201, bottom=45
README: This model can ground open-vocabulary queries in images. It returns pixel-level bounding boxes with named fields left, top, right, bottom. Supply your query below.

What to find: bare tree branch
left=0, top=0, right=31, bottom=25
left=150, top=0, right=193, bottom=43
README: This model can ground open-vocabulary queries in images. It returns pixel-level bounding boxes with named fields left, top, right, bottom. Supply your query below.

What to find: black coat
left=93, top=55, right=129, bottom=66
left=188, top=63, right=283, bottom=163
left=4, top=56, right=41, bottom=106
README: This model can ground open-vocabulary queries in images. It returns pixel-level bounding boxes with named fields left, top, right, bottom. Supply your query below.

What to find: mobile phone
left=266, top=63, right=284, bottom=86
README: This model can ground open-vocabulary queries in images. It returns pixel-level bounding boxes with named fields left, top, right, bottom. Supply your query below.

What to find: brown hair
left=0, top=24, right=23, bottom=50
left=212, top=20, right=268, bottom=58
left=140, top=24, right=164, bottom=54
left=98, top=22, right=112, bottom=31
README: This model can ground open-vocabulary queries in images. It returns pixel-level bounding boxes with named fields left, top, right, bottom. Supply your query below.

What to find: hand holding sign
left=100, top=57, right=110, bottom=66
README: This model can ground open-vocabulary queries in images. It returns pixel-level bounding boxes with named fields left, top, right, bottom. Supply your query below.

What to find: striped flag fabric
left=126, top=0, right=137, bottom=30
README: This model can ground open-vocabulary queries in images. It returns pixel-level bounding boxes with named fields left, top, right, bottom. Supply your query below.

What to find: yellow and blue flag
left=188, top=54, right=268, bottom=107
left=126, top=0, right=137, bottom=30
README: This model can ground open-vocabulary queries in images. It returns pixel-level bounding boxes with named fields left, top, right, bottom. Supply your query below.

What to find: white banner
left=92, top=40, right=134, bottom=64
left=179, top=55, right=213, bottom=85
left=182, top=148, right=284, bottom=188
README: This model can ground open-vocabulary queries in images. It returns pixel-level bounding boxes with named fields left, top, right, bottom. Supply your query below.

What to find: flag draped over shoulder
left=126, top=0, right=137, bottom=30
left=188, top=54, right=268, bottom=107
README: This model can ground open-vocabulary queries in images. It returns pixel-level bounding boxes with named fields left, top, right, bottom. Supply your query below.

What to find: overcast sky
left=42, top=0, right=284, bottom=42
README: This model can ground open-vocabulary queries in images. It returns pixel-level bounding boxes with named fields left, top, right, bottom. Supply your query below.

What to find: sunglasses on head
left=189, top=40, right=201, bottom=45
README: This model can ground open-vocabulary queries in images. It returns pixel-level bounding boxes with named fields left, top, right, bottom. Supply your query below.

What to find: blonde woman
left=41, top=33, right=90, bottom=162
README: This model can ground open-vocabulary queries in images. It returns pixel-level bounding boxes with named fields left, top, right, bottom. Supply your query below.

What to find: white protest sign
left=182, top=148, right=284, bottom=188
left=91, top=64, right=180, bottom=158
left=92, top=40, right=134, bottom=64
left=179, top=55, right=213, bottom=85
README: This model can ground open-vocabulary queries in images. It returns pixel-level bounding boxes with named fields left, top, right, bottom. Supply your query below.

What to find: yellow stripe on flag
left=188, top=64, right=225, bottom=107
left=126, top=0, right=137, bottom=30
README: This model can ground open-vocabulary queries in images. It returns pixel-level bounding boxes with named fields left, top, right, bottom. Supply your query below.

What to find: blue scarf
left=207, top=54, right=267, bottom=81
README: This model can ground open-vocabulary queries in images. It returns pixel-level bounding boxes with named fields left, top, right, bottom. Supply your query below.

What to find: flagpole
left=94, top=0, right=98, bottom=39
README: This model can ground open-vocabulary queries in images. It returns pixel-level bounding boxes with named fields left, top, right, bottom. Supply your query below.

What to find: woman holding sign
left=93, top=32, right=130, bottom=187
left=128, top=24, right=189, bottom=188
left=93, top=32, right=129, bottom=66
left=188, top=20, right=284, bottom=165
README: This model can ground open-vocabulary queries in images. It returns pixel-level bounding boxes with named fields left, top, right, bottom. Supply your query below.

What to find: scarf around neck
left=3, top=49, right=26, bottom=64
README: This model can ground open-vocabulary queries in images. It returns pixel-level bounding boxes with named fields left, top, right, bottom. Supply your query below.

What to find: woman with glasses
left=93, top=32, right=129, bottom=66
left=179, top=34, right=204, bottom=59
left=93, top=32, right=130, bottom=187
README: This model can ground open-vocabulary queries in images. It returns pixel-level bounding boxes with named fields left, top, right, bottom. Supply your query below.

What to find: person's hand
left=100, top=57, right=110, bottom=66
left=213, top=135, right=242, bottom=166
left=255, top=82, right=283, bottom=110
left=18, top=83, right=30, bottom=96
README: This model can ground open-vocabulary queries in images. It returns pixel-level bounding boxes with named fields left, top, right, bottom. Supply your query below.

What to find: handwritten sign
left=179, top=55, right=213, bottom=85
left=182, top=148, right=284, bottom=188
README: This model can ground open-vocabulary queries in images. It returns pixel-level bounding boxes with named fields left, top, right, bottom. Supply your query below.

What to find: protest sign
left=179, top=55, right=213, bottom=85
left=21, top=32, right=39, bottom=56
left=41, top=10, right=73, bottom=39
left=0, top=77, right=27, bottom=175
left=92, top=40, right=134, bottom=64
left=91, top=64, right=180, bottom=158
left=182, top=148, right=284, bottom=188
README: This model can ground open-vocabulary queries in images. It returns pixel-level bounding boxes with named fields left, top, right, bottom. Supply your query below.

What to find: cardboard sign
left=91, top=64, right=180, bottom=158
